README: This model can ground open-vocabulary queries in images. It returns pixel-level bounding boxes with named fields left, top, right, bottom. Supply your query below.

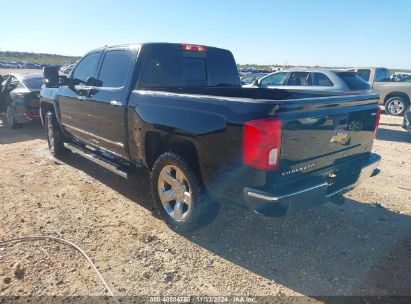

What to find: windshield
left=22, top=77, right=43, bottom=90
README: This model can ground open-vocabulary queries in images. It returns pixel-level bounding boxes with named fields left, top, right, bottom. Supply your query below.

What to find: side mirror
left=86, top=76, right=103, bottom=87
left=59, top=75, right=69, bottom=86
left=43, top=66, right=60, bottom=88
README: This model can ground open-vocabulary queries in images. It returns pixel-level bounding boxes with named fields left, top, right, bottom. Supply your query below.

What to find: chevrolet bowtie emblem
left=330, top=131, right=350, bottom=144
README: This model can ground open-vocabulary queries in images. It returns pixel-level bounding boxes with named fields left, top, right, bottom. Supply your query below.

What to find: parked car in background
left=40, top=43, right=380, bottom=232
left=0, top=73, right=42, bottom=128
left=352, top=67, right=411, bottom=116
left=391, top=72, right=411, bottom=82
left=240, top=73, right=269, bottom=85
left=244, top=69, right=371, bottom=93
left=399, top=76, right=411, bottom=83
left=19, top=62, right=42, bottom=69
left=60, top=63, right=76, bottom=75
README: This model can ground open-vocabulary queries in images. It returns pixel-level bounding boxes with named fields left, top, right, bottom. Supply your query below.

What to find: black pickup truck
left=40, top=43, right=381, bottom=231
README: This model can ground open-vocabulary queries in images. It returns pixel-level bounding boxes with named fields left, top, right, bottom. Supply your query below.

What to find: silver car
left=244, top=68, right=371, bottom=93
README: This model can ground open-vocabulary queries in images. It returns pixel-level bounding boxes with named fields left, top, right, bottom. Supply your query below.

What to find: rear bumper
left=244, top=153, right=381, bottom=216
left=13, top=102, right=41, bottom=123
left=15, top=111, right=41, bottom=123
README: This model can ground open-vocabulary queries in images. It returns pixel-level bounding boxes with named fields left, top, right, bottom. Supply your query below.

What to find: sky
left=0, top=0, right=410, bottom=68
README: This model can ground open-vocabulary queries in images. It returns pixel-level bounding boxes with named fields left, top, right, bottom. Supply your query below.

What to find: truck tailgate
left=276, top=95, right=379, bottom=181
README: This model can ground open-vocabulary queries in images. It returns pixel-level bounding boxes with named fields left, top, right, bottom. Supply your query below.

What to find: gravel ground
left=0, top=111, right=410, bottom=301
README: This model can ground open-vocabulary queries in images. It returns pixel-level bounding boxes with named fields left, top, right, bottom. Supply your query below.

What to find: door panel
left=79, top=49, right=136, bottom=157
left=59, top=85, right=96, bottom=141
left=81, top=88, right=127, bottom=156
left=58, top=52, right=102, bottom=141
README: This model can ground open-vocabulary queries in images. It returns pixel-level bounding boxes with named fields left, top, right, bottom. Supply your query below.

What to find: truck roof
left=87, top=42, right=229, bottom=54
left=354, top=67, right=388, bottom=70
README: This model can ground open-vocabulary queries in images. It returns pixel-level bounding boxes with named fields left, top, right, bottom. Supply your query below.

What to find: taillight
left=374, top=107, right=381, bottom=138
left=243, top=118, right=282, bottom=170
left=181, top=44, right=206, bottom=52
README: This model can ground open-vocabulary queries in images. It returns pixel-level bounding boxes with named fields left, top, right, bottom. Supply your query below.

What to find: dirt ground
left=0, top=111, right=410, bottom=301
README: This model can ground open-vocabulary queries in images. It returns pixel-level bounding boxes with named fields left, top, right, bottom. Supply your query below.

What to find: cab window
left=72, top=52, right=101, bottom=85
left=97, top=50, right=134, bottom=88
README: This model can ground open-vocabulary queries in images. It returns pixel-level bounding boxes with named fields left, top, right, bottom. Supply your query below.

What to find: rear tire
left=150, top=152, right=213, bottom=232
left=45, top=111, right=68, bottom=156
left=5, top=105, right=19, bottom=129
left=385, top=96, right=408, bottom=116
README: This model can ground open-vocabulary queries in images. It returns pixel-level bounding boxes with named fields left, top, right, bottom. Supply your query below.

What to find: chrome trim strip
left=62, top=123, right=124, bottom=148
left=247, top=182, right=328, bottom=202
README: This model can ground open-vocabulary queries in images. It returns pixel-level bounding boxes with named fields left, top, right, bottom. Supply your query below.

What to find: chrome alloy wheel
left=6, top=105, right=15, bottom=128
left=387, top=99, right=404, bottom=115
left=157, top=165, right=192, bottom=221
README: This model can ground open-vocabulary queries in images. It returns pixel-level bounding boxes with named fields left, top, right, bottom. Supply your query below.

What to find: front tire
left=45, top=111, right=67, bottom=156
left=150, top=152, right=212, bottom=232
left=5, top=105, right=19, bottom=129
left=385, top=96, right=408, bottom=116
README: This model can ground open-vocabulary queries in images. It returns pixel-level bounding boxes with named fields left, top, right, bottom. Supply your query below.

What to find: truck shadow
left=185, top=199, right=411, bottom=296
left=377, top=127, right=411, bottom=143
left=58, top=152, right=155, bottom=211
left=0, top=119, right=44, bottom=145
left=57, top=153, right=411, bottom=297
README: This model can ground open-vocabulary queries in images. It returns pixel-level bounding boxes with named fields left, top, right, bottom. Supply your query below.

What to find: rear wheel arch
left=144, top=132, right=202, bottom=181
left=383, top=92, right=410, bottom=105
left=384, top=92, right=410, bottom=116
left=150, top=151, right=215, bottom=232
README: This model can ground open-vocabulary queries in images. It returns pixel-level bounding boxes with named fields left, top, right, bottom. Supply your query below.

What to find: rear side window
left=98, top=50, right=134, bottom=87
left=310, top=73, right=333, bottom=86
left=139, top=45, right=239, bottom=88
left=72, top=52, right=101, bottom=84
left=140, top=50, right=182, bottom=88
left=337, top=72, right=371, bottom=90
left=375, top=69, right=391, bottom=82
left=356, top=69, right=371, bottom=82
left=286, top=72, right=309, bottom=86
left=140, top=59, right=164, bottom=87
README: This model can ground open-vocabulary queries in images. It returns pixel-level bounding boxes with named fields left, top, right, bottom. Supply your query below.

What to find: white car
left=244, top=68, right=371, bottom=94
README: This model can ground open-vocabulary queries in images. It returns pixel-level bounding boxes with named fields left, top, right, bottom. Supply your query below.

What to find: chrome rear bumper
left=244, top=153, right=381, bottom=216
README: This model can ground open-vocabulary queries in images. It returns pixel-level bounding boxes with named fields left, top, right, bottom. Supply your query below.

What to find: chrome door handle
left=110, top=100, right=122, bottom=106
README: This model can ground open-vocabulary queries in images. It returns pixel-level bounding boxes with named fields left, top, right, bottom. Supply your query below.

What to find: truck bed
left=130, top=88, right=379, bottom=198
